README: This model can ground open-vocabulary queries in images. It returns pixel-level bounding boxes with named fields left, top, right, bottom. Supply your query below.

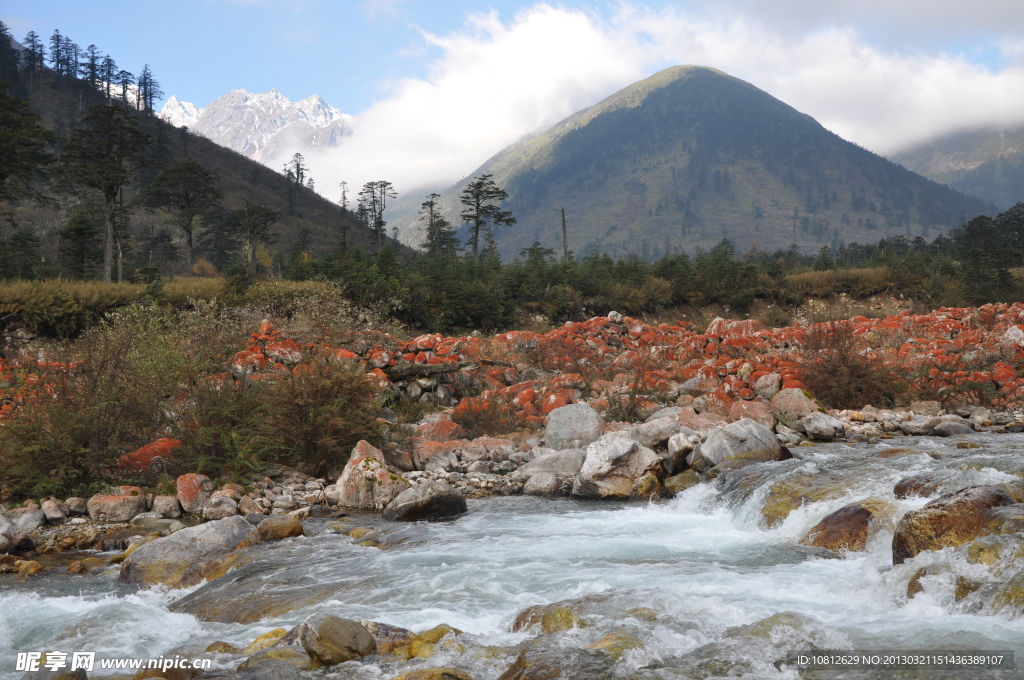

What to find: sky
left=5, top=0, right=1024, bottom=195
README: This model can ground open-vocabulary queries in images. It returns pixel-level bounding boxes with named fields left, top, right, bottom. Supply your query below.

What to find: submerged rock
left=801, top=499, right=895, bottom=554
left=120, top=515, right=262, bottom=588
left=383, top=481, right=467, bottom=521
left=892, top=485, right=1016, bottom=564
left=497, top=646, right=612, bottom=680
left=893, top=474, right=942, bottom=499
left=390, top=670, right=473, bottom=680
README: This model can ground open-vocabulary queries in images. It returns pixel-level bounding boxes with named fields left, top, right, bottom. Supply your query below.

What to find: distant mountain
left=159, top=89, right=355, bottom=163
left=891, top=126, right=1024, bottom=210
left=401, top=66, right=989, bottom=259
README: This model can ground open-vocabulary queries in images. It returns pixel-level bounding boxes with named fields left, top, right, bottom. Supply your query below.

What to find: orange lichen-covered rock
left=118, top=438, right=181, bottom=472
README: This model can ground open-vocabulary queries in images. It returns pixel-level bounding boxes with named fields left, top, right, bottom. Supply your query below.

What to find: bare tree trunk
left=185, top=226, right=194, bottom=276
left=117, top=239, right=123, bottom=283
left=103, top=200, right=114, bottom=283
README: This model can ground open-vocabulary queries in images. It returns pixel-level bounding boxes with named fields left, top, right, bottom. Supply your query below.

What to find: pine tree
left=459, top=174, right=515, bottom=257
left=225, top=203, right=280, bottom=274
left=100, top=55, right=117, bottom=101
left=57, top=104, right=151, bottom=283
left=358, top=180, right=397, bottom=250
left=81, top=44, right=102, bottom=89
left=419, top=193, right=460, bottom=256
left=22, top=31, right=45, bottom=90
left=136, top=160, right=223, bottom=275
left=48, top=30, right=63, bottom=76
left=116, top=69, right=134, bottom=104
left=0, top=86, right=57, bottom=202
left=0, top=22, right=20, bottom=91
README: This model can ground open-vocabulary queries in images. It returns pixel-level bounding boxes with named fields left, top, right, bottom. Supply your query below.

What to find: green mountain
left=420, top=66, right=989, bottom=259
left=891, top=126, right=1024, bottom=210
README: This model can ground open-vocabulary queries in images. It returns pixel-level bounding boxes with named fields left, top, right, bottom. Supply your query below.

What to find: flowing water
left=4, top=434, right=1024, bottom=679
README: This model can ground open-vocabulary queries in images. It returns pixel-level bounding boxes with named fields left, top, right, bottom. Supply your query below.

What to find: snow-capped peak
left=157, top=89, right=355, bottom=163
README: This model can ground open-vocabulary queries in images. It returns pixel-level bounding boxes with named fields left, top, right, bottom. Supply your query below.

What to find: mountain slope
left=409, top=66, right=989, bottom=259
left=159, top=89, right=354, bottom=163
left=891, top=126, right=1024, bottom=210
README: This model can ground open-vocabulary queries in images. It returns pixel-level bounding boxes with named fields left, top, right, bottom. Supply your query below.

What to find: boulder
left=382, top=481, right=467, bottom=521
left=646, top=406, right=683, bottom=422
left=297, top=613, right=376, bottom=664
left=628, top=417, right=681, bottom=448
left=152, top=495, right=182, bottom=518
left=900, top=417, right=940, bottom=436
left=892, top=485, right=1016, bottom=564
left=0, top=515, right=22, bottom=553
left=664, top=471, right=701, bottom=494
left=391, top=669, right=472, bottom=680
left=202, top=495, right=239, bottom=520
left=40, top=499, right=67, bottom=525
left=910, top=400, right=942, bottom=416
left=13, top=506, right=46, bottom=533
left=728, top=399, right=775, bottom=429
left=87, top=487, right=146, bottom=522
left=770, top=389, right=822, bottom=432
left=511, top=449, right=587, bottom=480
left=64, top=497, right=88, bottom=515
left=893, top=474, right=942, bottom=499
left=177, top=473, right=214, bottom=514
left=524, top=472, right=562, bottom=496
left=336, top=440, right=411, bottom=511
left=801, top=499, right=896, bottom=554
left=571, top=435, right=661, bottom=499
left=543, top=403, right=603, bottom=450
left=694, top=418, right=784, bottom=468
left=120, top=515, right=262, bottom=588
left=257, top=515, right=304, bottom=541
left=931, top=421, right=973, bottom=437
left=754, top=373, right=782, bottom=399
left=497, top=646, right=612, bottom=680
left=802, top=412, right=844, bottom=441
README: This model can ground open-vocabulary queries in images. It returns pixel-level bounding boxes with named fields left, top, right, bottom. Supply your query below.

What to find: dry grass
left=784, top=268, right=897, bottom=298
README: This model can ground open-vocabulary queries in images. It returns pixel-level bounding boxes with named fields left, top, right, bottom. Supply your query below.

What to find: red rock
left=781, top=380, right=807, bottom=390
left=696, top=388, right=734, bottom=417
left=414, top=416, right=466, bottom=442
left=257, top=319, right=273, bottom=336
left=265, top=339, right=302, bottom=364
left=541, top=393, right=568, bottom=414
left=333, top=349, right=358, bottom=361
left=87, top=486, right=146, bottom=522
left=728, top=400, right=774, bottom=429
left=513, top=388, right=536, bottom=406
left=118, top=438, right=181, bottom=472
left=176, top=473, right=214, bottom=514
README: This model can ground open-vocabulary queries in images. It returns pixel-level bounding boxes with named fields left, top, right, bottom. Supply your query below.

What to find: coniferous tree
left=56, top=104, right=151, bottom=282
left=116, top=69, right=134, bottom=104
left=225, top=203, right=280, bottom=274
left=0, top=85, right=57, bottom=202
left=81, top=44, right=102, bottom=89
left=358, top=180, right=396, bottom=251
left=100, top=55, right=117, bottom=101
left=459, top=174, right=515, bottom=257
left=59, top=206, right=104, bottom=279
left=136, top=159, right=223, bottom=274
left=22, top=31, right=45, bottom=90
left=48, top=30, right=64, bottom=76
left=0, top=22, right=20, bottom=91
left=419, top=193, right=460, bottom=256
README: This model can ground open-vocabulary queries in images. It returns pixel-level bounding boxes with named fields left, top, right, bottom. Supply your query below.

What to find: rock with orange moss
left=118, top=438, right=182, bottom=472
left=177, top=473, right=214, bottom=514
left=728, top=400, right=774, bottom=429
left=336, top=441, right=411, bottom=511
left=87, top=486, right=147, bottom=522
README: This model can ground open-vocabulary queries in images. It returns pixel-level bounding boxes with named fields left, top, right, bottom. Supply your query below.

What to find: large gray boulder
left=120, top=515, right=262, bottom=588
left=202, top=495, right=239, bottom=520
left=336, top=440, right=411, bottom=511
left=0, top=515, right=22, bottom=553
left=544, top=403, right=603, bottom=450
left=802, top=412, right=845, bottom=441
left=298, top=613, right=376, bottom=664
left=14, top=506, right=46, bottom=534
left=382, top=481, right=467, bottom=521
left=901, top=416, right=940, bottom=436
left=571, top=435, right=660, bottom=499
left=511, top=449, right=587, bottom=481
left=693, top=418, right=784, bottom=468
left=754, top=373, right=782, bottom=399
left=932, top=421, right=973, bottom=436
left=41, top=499, right=68, bottom=525
left=524, top=472, right=562, bottom=496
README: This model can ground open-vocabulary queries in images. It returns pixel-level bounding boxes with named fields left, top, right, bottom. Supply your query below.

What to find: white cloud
left=299, top=2, right=1024, bottom=200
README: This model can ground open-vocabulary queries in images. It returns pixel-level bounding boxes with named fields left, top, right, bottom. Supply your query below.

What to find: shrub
left=801, top=321, right=908, bottom=409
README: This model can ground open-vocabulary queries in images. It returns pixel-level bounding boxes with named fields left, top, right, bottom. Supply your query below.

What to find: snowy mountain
left=158, top=89, right=354, bottom=162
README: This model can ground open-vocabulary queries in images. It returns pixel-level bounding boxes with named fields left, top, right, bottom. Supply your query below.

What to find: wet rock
left=358, top=621, right=417, bottom=655
left=511, top=449, right=586, bottom=481
left=177, top=473, right=214, bottom=514
left=87, top=488, right=146, bottom=522
left=931, top=421, right=974, bottom=436
left=543, top=403, right=603, bottom=450
left=894, top=474, right=942, bottom=499
left=383, top=481, right=467, bottom=521
left=236, top=647, right=311, bottom=673
left=802, top=412, right=844, bottom=441
left=16, top=559, right=42, bottom=575
left=770, top=388, right=821, bottom=432
left=152, top=495, right=182, bottom=518
left=257, top=515, right=303, bottom=541
left=207, top=641, right=242, bottom=654
left=761, top=474, right=855, bottom=527
left=120, top=515, right=262, bottom=588
left=390, top=670, right=472, bottom=680
left=993, top=573, right=1024, bottom=613
left=497, top=646, right=612, bottom=680
left=631, top=472, right=662, bottom=499
left=171, top=572, right=339, bottom=624
left=694, top=418, right=784, bottom=468
left=297, top=613, right=376, bottom=664
left=664, top=470, right=702, bottom=494
left=985, top=504, right=1024, bottom=534
left=583, top=631, right=643, bottom=661
left=801, top=499, right=896, bottom=554
left=523, top=472, right=561, bottom=496
left=754, top=373, right=782, bottom=399
left=892, top=485, right=1016, bottom=564
left=203, top=495, right=239, bottom=520
left=571, top=435, right=660, bottom=499
left=336, top=440, right=411, bottom=511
